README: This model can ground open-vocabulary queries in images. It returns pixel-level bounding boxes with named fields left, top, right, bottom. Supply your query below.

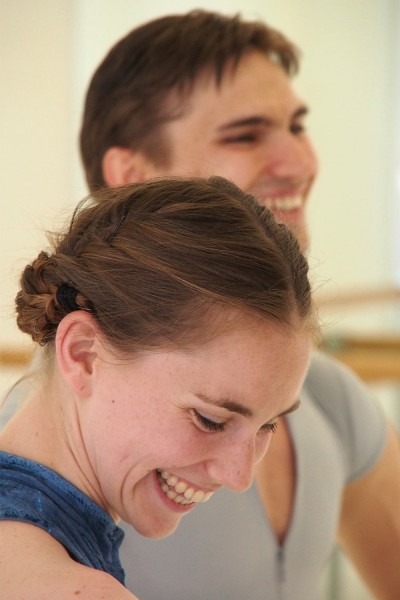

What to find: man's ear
left=102, top=146, right=155, bottom=185
left=55, top=311, right=101, bottom=397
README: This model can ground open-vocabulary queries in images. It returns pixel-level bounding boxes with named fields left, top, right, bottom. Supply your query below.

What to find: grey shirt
left=120, top=351, right=387, bottom=599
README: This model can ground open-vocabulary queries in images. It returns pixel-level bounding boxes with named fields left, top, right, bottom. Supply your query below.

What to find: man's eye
left=192, top=409, right=225, bottom=432
left=291, top=122, right=306, bottom=135
left=223, top=133, right=257, bottom=144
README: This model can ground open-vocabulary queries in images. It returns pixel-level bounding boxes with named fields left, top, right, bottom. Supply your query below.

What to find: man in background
left=80, top=10, right=400, bottom=599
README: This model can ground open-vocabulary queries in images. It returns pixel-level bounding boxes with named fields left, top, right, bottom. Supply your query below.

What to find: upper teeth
left=158, top=470, right=214, bottom=505
left=263, top=195, right=302, bottom=212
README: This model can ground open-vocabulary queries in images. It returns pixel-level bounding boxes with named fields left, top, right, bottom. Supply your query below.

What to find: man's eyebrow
left=217, top=106, right=309, bottom=132
left=195, top=395, right=301, bottom=420
left=293, top=105, right=309, bottom=119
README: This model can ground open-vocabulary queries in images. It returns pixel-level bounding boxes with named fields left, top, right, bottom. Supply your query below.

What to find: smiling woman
left=0, top=176, right=313, bottom=599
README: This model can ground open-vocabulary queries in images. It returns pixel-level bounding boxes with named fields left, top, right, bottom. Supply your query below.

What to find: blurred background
left=1, top=1, right=400, bottom=598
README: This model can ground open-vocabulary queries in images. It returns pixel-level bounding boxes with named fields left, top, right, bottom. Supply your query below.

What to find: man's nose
left=265, top=131, right=317, bottom=179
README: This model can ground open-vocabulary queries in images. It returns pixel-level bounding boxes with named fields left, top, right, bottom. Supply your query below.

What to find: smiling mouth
left=261, top=195, right=302, bottom=212
left=156, top=470, right=214, bottom=505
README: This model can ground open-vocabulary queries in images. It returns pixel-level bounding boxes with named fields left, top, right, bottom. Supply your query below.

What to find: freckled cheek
left=163, top=434, right=216, bottom=470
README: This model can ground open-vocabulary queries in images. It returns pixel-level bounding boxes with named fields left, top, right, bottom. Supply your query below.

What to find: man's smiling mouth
left=261, top=194, right=302, bottom=212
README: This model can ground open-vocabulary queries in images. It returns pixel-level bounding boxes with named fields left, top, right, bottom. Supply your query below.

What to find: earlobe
left=102, top=146, right=150, bottom=185
left=55, top=312, right=99, bottom=397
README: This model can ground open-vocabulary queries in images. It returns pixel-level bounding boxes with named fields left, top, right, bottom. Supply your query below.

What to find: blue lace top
left=0, top=451, right=125, bottom=584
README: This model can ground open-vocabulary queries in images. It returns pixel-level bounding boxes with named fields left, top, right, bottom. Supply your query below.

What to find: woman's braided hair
left=15, top=176, right=313, bottom=352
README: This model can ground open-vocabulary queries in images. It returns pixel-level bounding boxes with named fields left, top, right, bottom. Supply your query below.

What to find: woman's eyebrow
left=196, top=393, right=252, bottom=417
left=195, top=395, right=301, bottom=420
left=277, top=398, right=301, bottom=418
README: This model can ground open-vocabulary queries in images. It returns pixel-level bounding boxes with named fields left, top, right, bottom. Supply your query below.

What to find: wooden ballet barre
left=316, top=285, right=400, bottom=310
left=321, top=334, right=400, bottom=383
left=0, top=347, right=34, bottom=368
left=322, top=334, right=400, bottom=352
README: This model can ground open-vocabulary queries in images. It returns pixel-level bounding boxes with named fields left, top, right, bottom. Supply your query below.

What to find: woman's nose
left=207, top=434, right=271, bottom=493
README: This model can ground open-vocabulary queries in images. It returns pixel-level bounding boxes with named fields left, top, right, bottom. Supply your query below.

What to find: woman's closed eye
left=191, top=409, right=279, bottom=435
left=259, top=421, right=278, bottom=434
left=192, top=409, right=225, bottom=433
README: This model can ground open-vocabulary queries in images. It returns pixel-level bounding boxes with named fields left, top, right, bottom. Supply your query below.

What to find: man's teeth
left=157, top=470, right=214, bottom=505
left=264, top=196, right=302, bottom=211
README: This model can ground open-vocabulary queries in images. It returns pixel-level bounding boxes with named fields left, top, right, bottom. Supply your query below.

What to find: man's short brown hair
left=80, top=9, right=299, bottom=191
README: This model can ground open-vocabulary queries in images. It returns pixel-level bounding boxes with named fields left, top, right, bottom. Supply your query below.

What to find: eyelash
left=193, top=410, right=225, bottom=432
left=261, top=421, right=279, bottom=434
left=192, top=410, right=279, bottom=434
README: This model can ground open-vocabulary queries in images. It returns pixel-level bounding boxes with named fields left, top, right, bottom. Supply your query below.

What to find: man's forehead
left=180, top=53, right=305, bottom=115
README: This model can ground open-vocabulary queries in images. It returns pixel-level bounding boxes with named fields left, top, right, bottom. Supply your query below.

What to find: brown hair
left=80, top=10, right=300, bottom=192
left=15, top=177, right=312, bottom=353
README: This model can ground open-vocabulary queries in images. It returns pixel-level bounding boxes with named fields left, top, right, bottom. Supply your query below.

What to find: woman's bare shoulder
left=0, top=521, right=137, bottom=599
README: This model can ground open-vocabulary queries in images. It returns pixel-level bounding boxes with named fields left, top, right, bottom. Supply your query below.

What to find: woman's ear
left=102, top=146, right=155, bottom=185
left=55, top=311, right=100, bottom=397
